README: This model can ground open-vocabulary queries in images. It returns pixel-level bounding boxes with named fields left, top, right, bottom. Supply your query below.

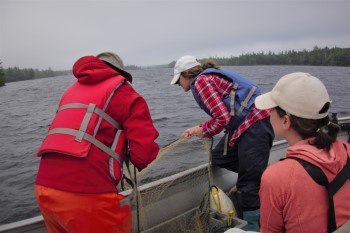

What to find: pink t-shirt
left=259, top=139, right=350, bottom=233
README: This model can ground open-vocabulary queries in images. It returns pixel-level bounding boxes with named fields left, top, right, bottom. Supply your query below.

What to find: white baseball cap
left=170, top=55, right=201, bottom=85
left=255, top=72, right=331, bottom=119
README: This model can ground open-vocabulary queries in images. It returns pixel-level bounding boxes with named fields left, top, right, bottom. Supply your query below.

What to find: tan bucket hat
left=96, top=52, right=133, bottom=83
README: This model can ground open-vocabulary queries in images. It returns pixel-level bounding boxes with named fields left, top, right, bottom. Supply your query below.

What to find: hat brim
left=254, top=92, right=278, bottom=110
left=105, top=62, right=133, bottom=83
left=170, top=73, right=181, bottom=85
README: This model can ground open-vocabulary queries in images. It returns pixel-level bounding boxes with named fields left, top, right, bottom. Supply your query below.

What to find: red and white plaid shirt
left=194, top=73, right=271, bottom=146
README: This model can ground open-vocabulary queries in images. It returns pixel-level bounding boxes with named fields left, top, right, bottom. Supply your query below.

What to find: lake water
left=0, top=66, right=349, bottom=225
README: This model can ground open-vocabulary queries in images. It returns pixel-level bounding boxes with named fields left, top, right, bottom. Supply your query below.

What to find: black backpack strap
left=329, top=153, right=350, bottom=196
left=290, top=157, right=328, bottom=186
left=287, top=145, right=350, bottom=233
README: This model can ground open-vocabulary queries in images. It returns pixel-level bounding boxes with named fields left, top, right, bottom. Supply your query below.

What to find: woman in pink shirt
left=255, top=72, right=350, bottom=232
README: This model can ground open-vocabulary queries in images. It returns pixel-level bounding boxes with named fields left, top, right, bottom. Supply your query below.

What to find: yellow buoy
left=209, top=185, right=235, bottom=216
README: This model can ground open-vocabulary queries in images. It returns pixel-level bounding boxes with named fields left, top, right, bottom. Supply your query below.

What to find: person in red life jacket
left=170, top=55, right=274, bottom=231
left=255, top=72, right=350, bottom=232
left=35, top=52, right=159, bottom=233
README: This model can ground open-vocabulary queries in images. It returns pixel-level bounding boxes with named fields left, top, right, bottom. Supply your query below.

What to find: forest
left=0, top=66, right=69, bottom=85
left=167, top=46, right=350, bottom=67
left=0, top=61, right=4, bottom=86
left=206, top=46, right=350, bottom=67
left=0, top=46, right=349, bottom=86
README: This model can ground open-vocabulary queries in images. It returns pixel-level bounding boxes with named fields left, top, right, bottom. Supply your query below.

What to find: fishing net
left=122, top=137, right=245, bottom=233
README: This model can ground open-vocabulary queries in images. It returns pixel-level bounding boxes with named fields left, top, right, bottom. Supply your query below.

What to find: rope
left=133, top=136, right=195, bottom=231
left=137, top=137, right=191, bottom=178
left=134, top=166, right=140, bottom=233
left=203, top=137, right=215, bottom=233
left=132, top=136, right=215, bottom=232
left=203, top=137, right=214, bottom=186
left=159, top=137, right=190, bottom=156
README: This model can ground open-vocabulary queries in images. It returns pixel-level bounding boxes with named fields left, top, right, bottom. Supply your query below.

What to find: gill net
left=122, top=137, right=238, bottom=233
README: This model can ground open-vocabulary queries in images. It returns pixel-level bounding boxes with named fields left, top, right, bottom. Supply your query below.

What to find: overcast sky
left=1, top=0, right=349, bottom=70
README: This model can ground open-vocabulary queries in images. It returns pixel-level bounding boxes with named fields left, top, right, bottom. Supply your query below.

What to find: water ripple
left=0, top=66, right=349, bottom=225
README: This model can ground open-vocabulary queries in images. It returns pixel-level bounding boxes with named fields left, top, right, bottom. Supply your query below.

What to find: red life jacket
left=37, top=75, right=126, bottom=181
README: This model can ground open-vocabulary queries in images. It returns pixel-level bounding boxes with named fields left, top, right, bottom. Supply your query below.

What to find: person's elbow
left=130, top=141, right=159, bottom=171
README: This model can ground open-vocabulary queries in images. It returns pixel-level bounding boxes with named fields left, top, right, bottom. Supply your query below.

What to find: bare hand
left=182, top=125, right=204, bottom=138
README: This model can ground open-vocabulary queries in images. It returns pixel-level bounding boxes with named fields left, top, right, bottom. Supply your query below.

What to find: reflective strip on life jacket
left=110, top=129, right=123, bottom=181
left=224, top=132, right=229, bottom=156
left=191, top=68, right=261, bottom=131
left=236, top=86, right=257, bottom=116
left=57, top=103, right=122, bottom=131
left=229, top=83, right=238, bottom=116
left=46, top=80, right=125, bottom=165
left=47, top=128, right=123, bottom=164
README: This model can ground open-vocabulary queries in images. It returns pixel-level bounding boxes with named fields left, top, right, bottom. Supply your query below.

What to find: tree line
left=208, top=46, right=350, bottom=67
left=167, top=46, right=350, bottom=67
left=1, top=46, right=349, bottom=86
left=0, top=64, right=142, bottom=86
left=0, top=66, right=70, bottom=85
left=0, top=61, right=5, bottom=86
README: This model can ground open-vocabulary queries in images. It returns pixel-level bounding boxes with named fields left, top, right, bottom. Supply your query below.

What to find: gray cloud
left=1, top=0, right=349, bottom=70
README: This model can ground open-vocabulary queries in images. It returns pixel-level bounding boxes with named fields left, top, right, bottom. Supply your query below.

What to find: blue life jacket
left=190, top=68, right=261, bottom=131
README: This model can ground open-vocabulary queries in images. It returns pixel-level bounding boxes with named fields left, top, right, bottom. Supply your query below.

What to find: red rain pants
left=35, top=185, right=132, bottom=233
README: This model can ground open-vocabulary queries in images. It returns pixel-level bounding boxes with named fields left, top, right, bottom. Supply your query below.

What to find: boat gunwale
left=0, top=116, right=349, bottom=232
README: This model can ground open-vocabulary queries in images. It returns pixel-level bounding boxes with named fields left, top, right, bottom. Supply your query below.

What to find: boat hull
left=1, top=117, right=349, bottom=233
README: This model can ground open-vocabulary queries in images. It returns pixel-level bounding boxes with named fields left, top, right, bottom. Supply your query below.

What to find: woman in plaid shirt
left=171, top=55, right=274, bottom=231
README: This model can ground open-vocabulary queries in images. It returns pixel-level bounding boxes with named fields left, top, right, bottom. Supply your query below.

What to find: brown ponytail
left=275, top=105, right=340, bottom=151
